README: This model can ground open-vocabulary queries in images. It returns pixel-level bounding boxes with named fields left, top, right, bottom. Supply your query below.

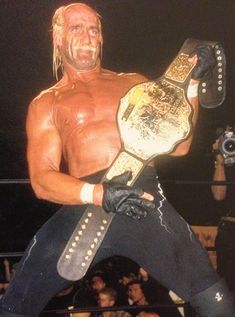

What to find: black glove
left=191, top=44, right=216, bottom=80
left=102, top=171, right=155, bottom=220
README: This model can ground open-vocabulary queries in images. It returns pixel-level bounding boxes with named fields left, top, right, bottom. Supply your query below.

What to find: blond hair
left=52, top=3, right=103, bottom=80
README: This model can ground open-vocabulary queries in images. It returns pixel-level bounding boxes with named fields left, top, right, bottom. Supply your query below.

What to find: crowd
left=0, top=256, right=185, bottom=317
left=0, top=259, right=17, bottom=299
left=43, top=255, right=184, bottom=317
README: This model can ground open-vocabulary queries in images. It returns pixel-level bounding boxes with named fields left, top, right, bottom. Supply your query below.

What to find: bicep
left=26, top=100, right=62, bottom=179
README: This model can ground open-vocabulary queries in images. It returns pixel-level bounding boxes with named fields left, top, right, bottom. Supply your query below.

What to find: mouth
left=78, top=45, right=96, bottom=53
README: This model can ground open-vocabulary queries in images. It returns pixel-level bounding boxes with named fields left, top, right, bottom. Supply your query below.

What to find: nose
left=81, top=29, right=91, bottom=45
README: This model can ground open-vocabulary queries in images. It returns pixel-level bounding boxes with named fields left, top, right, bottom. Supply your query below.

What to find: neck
left=62, top=59, right=101, bottom=83
left=103, top=312, right=112, bottom=317
left=135, top=296, right=148, bottom=305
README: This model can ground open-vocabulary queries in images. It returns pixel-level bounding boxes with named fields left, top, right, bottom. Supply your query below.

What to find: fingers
left=135, top=198, right=156, bottom=210
left=142, top=192, right=154, bottom=201
left=127, top=206, right=148, bottom=220
left=126, top=196, right=156, bottom=210
left=188, top=55, right=198, bottom=65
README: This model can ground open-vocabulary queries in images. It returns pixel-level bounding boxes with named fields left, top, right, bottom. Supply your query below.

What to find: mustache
left=77, top=46, right=97, bottom=52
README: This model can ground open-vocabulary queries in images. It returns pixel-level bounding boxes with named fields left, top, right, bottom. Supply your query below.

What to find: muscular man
left=0, top=3, right=234, bottom=317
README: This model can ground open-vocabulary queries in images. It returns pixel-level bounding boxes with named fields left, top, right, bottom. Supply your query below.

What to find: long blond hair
left=52, top=3, right=103, bottom=80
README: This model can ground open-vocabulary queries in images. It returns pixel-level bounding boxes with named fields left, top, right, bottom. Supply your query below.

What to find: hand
left=3, top=258, right=9, bottom=267
left=191, top=44, right=216, bottom=80
left=102, top=171, right=155, bottom=220
left=212, top=139, right=224, bottom=166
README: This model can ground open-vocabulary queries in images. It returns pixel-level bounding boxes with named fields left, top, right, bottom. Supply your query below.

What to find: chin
left=77, top=62, right=97, bottom=71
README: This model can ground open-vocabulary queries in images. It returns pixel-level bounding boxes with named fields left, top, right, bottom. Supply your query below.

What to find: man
left=0, top=3, right=234, bottom=317
left=211, top=135, right=235, bottom=294
left=91, top=273, right=107, bottom=294
left=95, top=287, right=131, bottom=317
left=127, top=280, right=179, bottom=317
left=127, top=280, right=149, bottom=307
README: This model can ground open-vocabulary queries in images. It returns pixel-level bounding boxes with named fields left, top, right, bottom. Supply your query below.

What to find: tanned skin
left=26, top=4, right=199, bottom=207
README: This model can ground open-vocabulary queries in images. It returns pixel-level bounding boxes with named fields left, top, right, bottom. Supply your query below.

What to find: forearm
left=30, top=170, right=103, bottom=205
left=211, top=162, right=227, bottom=200
left=4, top=261, right=11, bottom=282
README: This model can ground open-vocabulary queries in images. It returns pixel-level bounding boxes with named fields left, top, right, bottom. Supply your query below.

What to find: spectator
left=127, top=280, right=181, bottom=317
left=94, top=287, right=131, bottom=317
left=137, top=267, right=182, bottom=316
left=73, top=272, right=107, bottom=309
left=211, top=133, right=235, bottom=294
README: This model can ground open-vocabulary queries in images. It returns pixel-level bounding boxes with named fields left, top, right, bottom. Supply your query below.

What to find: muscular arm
left=26, top=91, right=151, bottom=209
left=26, top=95, right=91, bottom=205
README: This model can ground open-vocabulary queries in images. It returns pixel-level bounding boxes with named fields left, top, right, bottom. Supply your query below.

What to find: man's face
left=60, top=5, right=102, bottom=71
left=98, top=293, right=114, bottom=308
left=127, top=283, right=144, bottom=303
left=91, top=276, right=106, bottom=292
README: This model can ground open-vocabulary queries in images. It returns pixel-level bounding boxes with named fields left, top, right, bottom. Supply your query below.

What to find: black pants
left=0, top=167, right=218, bottom=316
left=215, top=219, right=235, bottom=294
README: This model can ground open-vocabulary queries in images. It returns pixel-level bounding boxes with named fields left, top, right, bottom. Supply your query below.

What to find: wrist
left=214, top=160, right=224, bottom=168
left=187, top=82, right=199, bottom=98
left=93, top=184, right=104, bottom=206
left=79, top=183, right=96, bottom=204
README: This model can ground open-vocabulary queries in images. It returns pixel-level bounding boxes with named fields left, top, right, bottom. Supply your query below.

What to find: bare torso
left=56, top=70, right=146, bottom=177
left=26, top=67, right=198, bottom=204
left=29, top=68, right=147, bottom=178
left=26, top=4, right=198, bottom=205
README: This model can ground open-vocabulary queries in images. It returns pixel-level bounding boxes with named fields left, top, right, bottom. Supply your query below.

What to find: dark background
left=0, top=0, right=235, bottom=252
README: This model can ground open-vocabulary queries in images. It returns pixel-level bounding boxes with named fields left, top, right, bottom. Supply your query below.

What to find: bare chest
left=55, top=83, right=118, bottom=133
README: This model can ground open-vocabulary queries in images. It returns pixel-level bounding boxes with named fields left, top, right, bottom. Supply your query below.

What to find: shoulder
left=101, top=68, right=148, bottom=85
left=27, top=82, right=64, bottom=119
left=29, top=85, right=58, bottom=110
left=26, top=85, right=60, bottom=128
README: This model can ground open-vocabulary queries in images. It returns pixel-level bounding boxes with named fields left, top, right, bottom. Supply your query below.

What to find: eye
left=89, top=27, right=99, bottom=36
left=71, top=24, right=83, bottom=33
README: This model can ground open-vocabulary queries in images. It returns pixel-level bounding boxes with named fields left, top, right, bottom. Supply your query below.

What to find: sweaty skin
left=26, top=4, right=199, bottom=206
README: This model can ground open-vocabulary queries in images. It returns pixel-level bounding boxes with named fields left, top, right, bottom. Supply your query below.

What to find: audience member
left=73, top=272, right=107, bottom=309
left=94, top=287, right=131, bottom=317
left=211, top=133, right=235, bottom=294
left=127, top=280, right=181, bottom=317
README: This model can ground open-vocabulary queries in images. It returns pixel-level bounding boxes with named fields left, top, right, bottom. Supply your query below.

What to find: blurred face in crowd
left=91, top=275, right=106, bottom=293
left=127, top=283, right=145, bottom=304
left=98, top=293, right=115, bottom=307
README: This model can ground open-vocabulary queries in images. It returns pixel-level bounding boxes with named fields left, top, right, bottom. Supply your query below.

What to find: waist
left=81, top=165, right=157, bottom=187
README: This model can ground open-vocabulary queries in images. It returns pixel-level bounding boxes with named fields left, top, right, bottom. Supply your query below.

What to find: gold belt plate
left=118, top=78, right=192, bottom=161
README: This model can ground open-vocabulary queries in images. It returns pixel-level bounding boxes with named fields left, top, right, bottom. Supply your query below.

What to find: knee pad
left=190, top=279, right=235, bottom=317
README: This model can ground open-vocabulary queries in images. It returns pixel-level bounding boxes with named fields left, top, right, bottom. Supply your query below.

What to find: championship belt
left=57, top=38, right=226, bottom=281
